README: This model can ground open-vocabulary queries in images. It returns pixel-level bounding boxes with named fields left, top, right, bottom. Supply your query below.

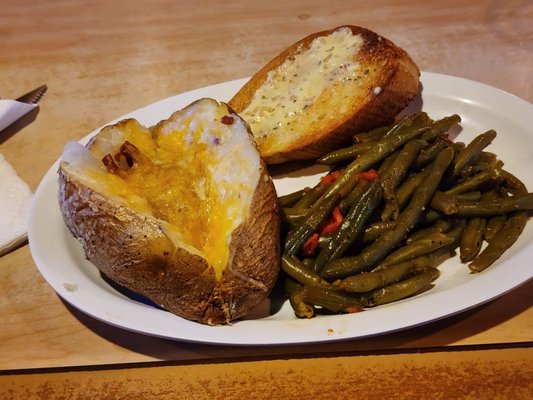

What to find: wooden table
left=1, top=0, right=532, bottom=398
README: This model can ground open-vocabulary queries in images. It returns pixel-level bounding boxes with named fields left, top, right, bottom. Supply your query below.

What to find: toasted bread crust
left=229, top=25, right=420, bottom=164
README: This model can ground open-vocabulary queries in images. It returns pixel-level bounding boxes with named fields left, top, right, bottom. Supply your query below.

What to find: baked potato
left=58, top=98, right=280, bottom=325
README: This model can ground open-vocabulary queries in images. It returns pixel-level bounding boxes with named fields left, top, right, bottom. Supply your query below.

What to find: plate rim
left=28, top=71, right=533, bottom=345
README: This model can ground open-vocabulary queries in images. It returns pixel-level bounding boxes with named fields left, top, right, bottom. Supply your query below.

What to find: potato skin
left=57, top=26, right=415, bottom=324
left=58, top=142, right=280, bottom=326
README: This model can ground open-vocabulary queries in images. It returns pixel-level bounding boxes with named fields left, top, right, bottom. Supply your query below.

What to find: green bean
left=285, top=278, right=314, bottom=318
left=382, top=148, right=403, bottom=168
left=281, top=207, right=309, bottom=225
left=468, top=170, right=529, bottom=272
left=459, top=191, right=498, bottom=262
left=337, top=169, right=362, bottom=199
left=416, top=244, right=457, bottom=267
left=477, top=151, right=498, bottom=164
left=468, top=211, right=527, bottom=272
left=444, top=167, right=502, bottom=196
left=419, top=114, right=461, bottom=142
left=338, top=179, right=369, bottom=213
left=363, top=268, right=440, bottom=307
left=279, top=188, right=308, bottom=208
left=283, top=194, right=339, bottom=255
left=460, top=217, right=487, bottom=262
left=413, top=138, right=449, bottom=169
left=312, top=115, right=429, bottom=210
left=335, top=258, right=431, bottom=293
left=292, top=181, right=328, bottom=209
left=453, top=130, right=497, bottom=175
left=441, top=218, right=467, bottom=246
left=431, top=191, right=533, bottom=217
left=500, top=169, right=528, bottom=195
left=458, top=162, right=492, bottom=178
left=362, top=221, right=396, bottom=243
left=381, top=139, right=425, bottom=211
left=374, top=147, right=401, bottom=180
left=314, top=180, right=382, bottom=272
left=353, top=125, right=392, bottom=144
left=318, top=142, right=373, bottom=165
left=452, top=141, right=466, bottom=154
left=317, top=232, right=334, bottom=249
left=452, top=191, right=482, bottom=201
left=281, top=255, right=332, bottom=288
left=321, top=147, right=455, bottom=279
left=376, top=231, right=455, bottom=269
left=417, top=209, right=443, bottom=227
left=303, top=285, right=365, bottom=313
left=405, top=222, right=462, bottom=270
left=375, top=242, right=456, bottom=275
left=380, top=218, right=463, bottom=274
left=357, top=151, right=399, bottom=218
left=406, top=218, right=453, bottom=243
left=484, top=214, right=507, bottom=242
left=382, top=167, right=431, bottom=221
left=408, top=112, right=433, bottom=132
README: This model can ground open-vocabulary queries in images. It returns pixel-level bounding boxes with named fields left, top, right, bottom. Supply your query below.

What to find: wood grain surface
left=0, top=0, right=532, bottom=397
left=2, top=348, right=532, bottom=399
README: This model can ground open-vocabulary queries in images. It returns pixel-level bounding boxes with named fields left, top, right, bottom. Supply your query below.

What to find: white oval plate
left=28, top=72, right=533, bottom=345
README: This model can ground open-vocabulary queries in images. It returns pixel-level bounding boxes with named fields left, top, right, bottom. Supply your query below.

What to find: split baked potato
left=58, top=98, right=280, bottom=325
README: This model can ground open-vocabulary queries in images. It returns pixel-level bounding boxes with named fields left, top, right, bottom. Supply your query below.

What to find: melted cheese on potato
left=62, top=99, right=260, bottom=279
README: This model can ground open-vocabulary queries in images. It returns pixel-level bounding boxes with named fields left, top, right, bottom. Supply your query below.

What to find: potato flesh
left=98, top=144, right=211, bottom=251
left=66, top=100, right=260, bottom=279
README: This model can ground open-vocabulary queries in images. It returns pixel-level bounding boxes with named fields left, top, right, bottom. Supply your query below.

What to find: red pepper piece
left=346, top=306, right=362, bottom=313
left=302, top=233, right=320, bottom=257
left=358, top=169, right=379, bottom=181
left=221, top=115, right=235, bottom=125
left=321, top=207, right=343, bottom=234
left=320, top=170, right=341, bottom=186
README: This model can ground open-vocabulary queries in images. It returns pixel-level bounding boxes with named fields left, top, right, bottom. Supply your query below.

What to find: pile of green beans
left=278, top=112, right=532, bottom=318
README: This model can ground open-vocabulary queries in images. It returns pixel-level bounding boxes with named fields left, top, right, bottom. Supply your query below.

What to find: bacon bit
left=221, top=115, right=235, bottom=125
left=358, top=169, right=379, bottom=181
left=302, top=233, right=320, bottom=257
left=102, top=154, right=122, bottom=175
left=321, top=207, right=343, bottom=234
left=320, top=170, right=341, bottom=186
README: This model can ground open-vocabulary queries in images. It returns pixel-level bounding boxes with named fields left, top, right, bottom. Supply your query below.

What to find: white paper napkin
left=0, top=153, right=33, bottom=256
left=0, top=99, right=38, bottom=132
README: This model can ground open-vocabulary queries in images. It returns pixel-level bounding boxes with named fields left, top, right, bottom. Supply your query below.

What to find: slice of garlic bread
left=229, top=25, right=420, bottom=164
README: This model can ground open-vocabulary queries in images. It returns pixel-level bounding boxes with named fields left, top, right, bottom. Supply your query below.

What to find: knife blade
left=0, top=85, right=47, bottom=134
left=15, top=84, right=47, bottom=104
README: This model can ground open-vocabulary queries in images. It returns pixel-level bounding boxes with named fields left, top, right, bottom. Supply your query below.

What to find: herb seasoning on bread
left=229, top=25, right=420, bottom=164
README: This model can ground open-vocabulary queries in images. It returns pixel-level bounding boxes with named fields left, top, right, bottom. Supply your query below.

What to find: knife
left=15, top=84, right=48, bottom=104
left=0, top=84, right=47, bottom=133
